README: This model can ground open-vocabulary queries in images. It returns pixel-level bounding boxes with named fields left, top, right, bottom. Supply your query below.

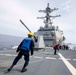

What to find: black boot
left=7, top=64, right=14, bottom=72
left=21, top=68, right=27, bottom=73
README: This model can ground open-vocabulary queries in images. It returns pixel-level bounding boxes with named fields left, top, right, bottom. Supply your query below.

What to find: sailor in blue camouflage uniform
left=7, top=32, right=34, bottom=72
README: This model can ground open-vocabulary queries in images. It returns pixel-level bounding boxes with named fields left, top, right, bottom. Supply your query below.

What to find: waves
left=0, top=34, right=24, bottom=50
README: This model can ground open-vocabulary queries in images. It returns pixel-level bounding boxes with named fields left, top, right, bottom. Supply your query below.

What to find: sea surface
left=0, top=34, right=24, bottom=50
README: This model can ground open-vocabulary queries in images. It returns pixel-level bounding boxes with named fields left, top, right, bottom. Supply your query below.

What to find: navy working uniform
left=7, top=32, right=34, bottom=72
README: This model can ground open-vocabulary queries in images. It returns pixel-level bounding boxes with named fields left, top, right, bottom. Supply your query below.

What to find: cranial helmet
left=27, top=32, right=34, bottom=37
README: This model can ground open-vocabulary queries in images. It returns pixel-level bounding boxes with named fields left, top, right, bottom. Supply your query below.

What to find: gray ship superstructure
left=34, top=3, right=65, bottom=47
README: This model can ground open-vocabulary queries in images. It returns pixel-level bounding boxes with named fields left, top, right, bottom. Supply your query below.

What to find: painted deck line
left=58, top=53, right=76, bottom=75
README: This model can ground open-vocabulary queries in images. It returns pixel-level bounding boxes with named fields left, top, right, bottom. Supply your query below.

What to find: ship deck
left=0, top=48, right=76, bottom=75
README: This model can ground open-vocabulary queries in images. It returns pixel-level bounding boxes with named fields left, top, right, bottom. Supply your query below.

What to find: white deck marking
left=45, top=57, right=56, bottom=59
left=33, top=56, right=44, bottom=59
left=30, top=59, right=45, bottom=64
left=0, top=50, right=14, bottom=52
left=58, top=53, right=76, bottom=75
left=65, top=58, right=71, bottom=60
left=73, top=59, right=76, bottom=61
left=0, top=53, right=76, bottom=61
left=0, top=54, right=17, bottom=56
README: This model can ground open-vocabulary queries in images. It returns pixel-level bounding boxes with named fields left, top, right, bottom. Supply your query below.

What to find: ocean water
left=0, top=34, right=24, bottom=50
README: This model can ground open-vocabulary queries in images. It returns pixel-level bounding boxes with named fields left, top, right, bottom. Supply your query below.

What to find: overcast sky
left=0, top=0, right=76, bottom=44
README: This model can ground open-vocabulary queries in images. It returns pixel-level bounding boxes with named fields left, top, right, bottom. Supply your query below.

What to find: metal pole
left=19, top=19, right=37, bottom=42
left=20, top=19, right=31, bottom=32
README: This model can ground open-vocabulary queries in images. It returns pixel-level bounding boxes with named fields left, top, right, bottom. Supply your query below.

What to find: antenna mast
left=37, top=3, right=61, bottom=28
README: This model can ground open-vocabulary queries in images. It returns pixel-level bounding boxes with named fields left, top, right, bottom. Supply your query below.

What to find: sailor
left=7, top=32, right=34, bottom=72
left=53, top=44, right=58, bottom=55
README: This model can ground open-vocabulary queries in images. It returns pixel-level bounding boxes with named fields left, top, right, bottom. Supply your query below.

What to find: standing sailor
left=7, top=32, right=34, bottom=72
